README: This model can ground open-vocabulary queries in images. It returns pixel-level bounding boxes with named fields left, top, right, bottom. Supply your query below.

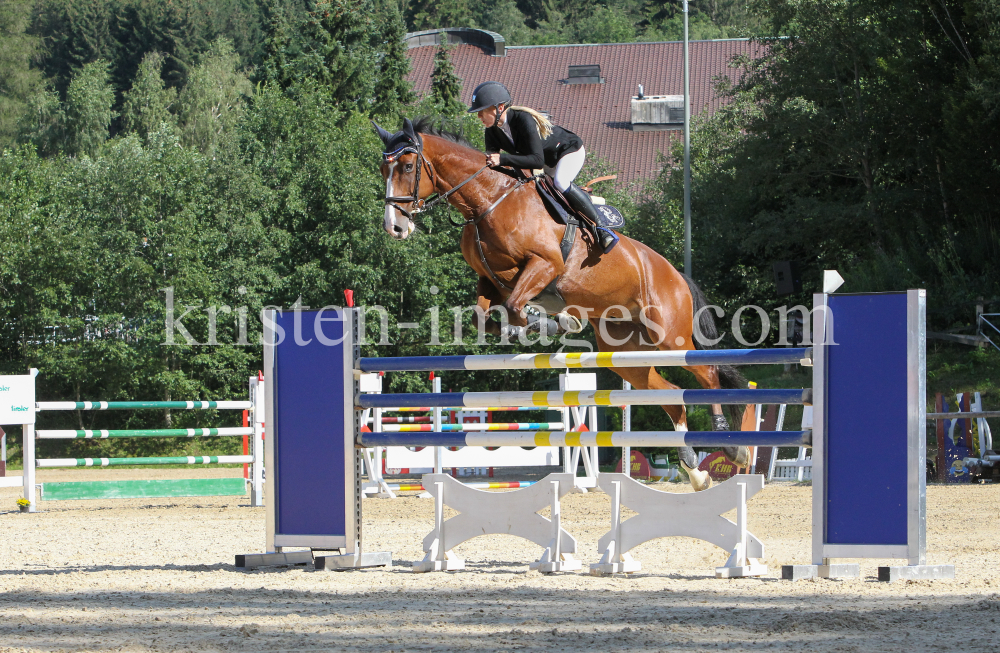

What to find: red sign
left=698, top=451, right=741, bottom=481
left=615, top=450, right=652, bottom=478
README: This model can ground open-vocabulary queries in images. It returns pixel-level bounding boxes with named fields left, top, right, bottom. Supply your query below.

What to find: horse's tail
left=682, top=274, right=746, bottom=392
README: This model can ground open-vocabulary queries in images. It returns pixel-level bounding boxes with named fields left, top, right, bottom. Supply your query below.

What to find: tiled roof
left=405, top=39, right=763, bottom=189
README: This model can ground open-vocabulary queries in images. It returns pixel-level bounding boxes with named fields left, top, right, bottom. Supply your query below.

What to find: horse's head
left=373, top=119, right=433, bottom=240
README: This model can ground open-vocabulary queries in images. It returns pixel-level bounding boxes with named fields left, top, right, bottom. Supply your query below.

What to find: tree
left=114, top=0, right=205, bottom=92
left=63, top=59, right=116, bottom=157
left=471, top=0, right=531, bottom=45
left=175, top=39, right=252, bottom=154
left=371, top=0, right=415, bottom=117
left=574, top=5, right=637, bottom=43
left=121, top=51, right=178, bottom=139
left=529, top=0, right=572, bottom=44
left=640, top=0, right=1000, bottom=328
left=406, top=0, right=474, bottom=31
left=262, top=0, right=412, bottom=119
left=19, top=86, right=63, bottom=156
left=430, top=34, right=464, bottom=115
left=29, top=0, right=117, bottom=96
left=0, top=1, right=45, bottom=149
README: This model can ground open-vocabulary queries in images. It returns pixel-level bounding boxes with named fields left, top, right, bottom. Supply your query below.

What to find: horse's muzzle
left=385, top=219, right=415, bottom=240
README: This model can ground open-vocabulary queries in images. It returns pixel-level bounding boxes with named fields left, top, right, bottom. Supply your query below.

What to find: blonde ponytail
left=511, top=106, right=553, bottom=140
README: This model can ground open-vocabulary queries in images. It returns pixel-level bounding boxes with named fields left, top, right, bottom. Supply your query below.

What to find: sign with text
left=0, top=376, right=35, bottom=425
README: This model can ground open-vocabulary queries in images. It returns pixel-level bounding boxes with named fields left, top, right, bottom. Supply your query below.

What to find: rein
left=458, top=172, right=539, bottom=291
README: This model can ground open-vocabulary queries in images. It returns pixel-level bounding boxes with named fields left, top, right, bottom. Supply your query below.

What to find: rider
left=468, top=81, right=618, bottom=253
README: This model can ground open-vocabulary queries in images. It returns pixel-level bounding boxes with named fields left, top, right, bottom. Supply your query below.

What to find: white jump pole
left=24, top=368, right=39, bottom=512
left=623, top=381, right=631, bottom=478
left=249, top=375, right=265, bottom=506
left=432, top=376, right=442, bottom=474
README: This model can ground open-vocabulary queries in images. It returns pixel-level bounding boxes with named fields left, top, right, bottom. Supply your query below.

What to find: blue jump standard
left=357, top=430, right=813, bottom=448
left=358, top=388, right=812, bottom=409
left=359, top=348, right=811, bottom=372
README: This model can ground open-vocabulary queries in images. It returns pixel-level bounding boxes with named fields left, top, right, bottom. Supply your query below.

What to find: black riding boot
left=563, top=184, right=618, bottom=253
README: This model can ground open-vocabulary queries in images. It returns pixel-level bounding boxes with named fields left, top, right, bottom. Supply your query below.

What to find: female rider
left=468, top=81, right=618, bottom=253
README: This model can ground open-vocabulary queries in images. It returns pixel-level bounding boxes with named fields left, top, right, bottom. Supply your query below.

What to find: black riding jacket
left=485, top=110, right=583, bottom=169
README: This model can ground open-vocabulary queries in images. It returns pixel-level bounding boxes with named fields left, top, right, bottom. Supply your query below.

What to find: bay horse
left=373, top=118, right=748, bottom=491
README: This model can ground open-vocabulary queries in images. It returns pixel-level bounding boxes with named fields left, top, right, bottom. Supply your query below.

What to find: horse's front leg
left=503, top=255, right=562, bottom=319
left=474, top=276, right=526, bottom=338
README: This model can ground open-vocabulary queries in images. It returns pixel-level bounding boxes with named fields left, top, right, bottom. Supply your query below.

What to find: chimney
left=630, top=95, right=684, bottom=131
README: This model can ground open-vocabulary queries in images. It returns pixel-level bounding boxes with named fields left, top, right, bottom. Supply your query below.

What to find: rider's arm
left=498, top=112, right=545, bottom=169
left=484, top=128, right=501, bottom=154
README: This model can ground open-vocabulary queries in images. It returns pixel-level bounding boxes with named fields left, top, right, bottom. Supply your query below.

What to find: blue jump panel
left=273, top=310, right=348, bottom=541
left=825, top=293, right=908, bottom=546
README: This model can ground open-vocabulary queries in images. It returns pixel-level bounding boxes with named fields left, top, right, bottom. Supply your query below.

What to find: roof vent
left=630, top=95, right=684, bottom=131
left=566, top=64, right=603, bottom=84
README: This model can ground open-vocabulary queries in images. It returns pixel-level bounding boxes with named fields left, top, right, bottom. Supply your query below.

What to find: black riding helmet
left=468, top=81, right=511, bottom=116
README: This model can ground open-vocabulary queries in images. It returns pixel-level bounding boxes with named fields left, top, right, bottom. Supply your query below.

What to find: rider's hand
left=486, top=153, right=500, bottom=167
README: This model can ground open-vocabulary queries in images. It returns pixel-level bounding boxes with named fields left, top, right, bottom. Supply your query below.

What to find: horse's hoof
left=722, top=446, right=751, bottom=467
left=680, top=462, right=712, bottom=492
left=556, top=312, right=584, bottom=333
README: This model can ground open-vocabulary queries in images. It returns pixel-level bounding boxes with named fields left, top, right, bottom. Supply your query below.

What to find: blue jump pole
left=358, top=430, right=812, bottom=449
left=360, top=348, right=811, bottom=372
left=359, top=388, right=811, bottom=409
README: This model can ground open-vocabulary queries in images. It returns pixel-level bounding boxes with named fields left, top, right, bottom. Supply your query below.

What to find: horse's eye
left=404, top=163, right=413, bottom=172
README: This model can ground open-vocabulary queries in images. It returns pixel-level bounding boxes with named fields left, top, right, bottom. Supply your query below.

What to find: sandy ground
left=0, top=468, right=998, bottom=652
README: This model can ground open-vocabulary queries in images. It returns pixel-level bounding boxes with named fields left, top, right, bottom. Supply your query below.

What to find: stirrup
left=597, top=227, right=619, bottom=253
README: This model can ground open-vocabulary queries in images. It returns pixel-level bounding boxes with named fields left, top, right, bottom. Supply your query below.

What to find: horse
left=373, top=118, right=748, bottom=491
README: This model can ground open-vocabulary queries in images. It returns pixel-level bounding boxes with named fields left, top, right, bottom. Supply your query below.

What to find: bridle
left=381, top=135, right=531, bottom=224
left=383, top=132, right=506, bottom=223
left=380, top=131, right=538, bottom=292
left=381, top=139, right=435, bottom=220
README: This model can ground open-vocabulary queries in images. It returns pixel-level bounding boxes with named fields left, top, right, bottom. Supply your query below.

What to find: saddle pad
left=534, top=178, right=573, bottom=225
left=596, top=204, right=624, bottom=229
left=534, top=175, right=625, bottom=230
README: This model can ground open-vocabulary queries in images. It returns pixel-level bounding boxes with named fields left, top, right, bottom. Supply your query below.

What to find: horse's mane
left=412, top=116, right=479, bottom=151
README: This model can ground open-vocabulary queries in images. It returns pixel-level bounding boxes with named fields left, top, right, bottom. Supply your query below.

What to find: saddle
left=534, top=175, right=625, bottom=231
left=527, top=174, right=626, bottom=315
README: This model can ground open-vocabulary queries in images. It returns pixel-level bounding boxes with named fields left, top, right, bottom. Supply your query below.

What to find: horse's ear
left=402, top=118, right=416, bottom=142
left=371, top=121, right=392, bottom=147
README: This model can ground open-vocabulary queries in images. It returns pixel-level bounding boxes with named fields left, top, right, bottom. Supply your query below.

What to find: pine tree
left=406, top=0, right=474, bottom=31
left=29, top=0, right=117, bottom=96
left=0, top=1, right=46, bottom=149
left=257, top=0, right=297, bottom=87
left=372, top=0, right=414, bottom=117
left=114, top=0, right=203, bottom=93
left=430, top=33, right=464, bottom=116
left=262, top=0, right=413, bottom=119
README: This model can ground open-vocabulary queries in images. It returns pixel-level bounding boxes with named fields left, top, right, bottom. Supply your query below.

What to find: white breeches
left=544, top=146, right=586, bottom=192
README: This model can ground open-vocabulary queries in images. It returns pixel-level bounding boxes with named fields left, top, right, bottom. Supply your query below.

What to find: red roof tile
left=405, top=39, right=763, bottom=188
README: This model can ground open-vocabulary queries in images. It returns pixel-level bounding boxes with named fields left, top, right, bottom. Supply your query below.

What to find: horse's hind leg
left=637, top=300, right=751, bottom=471
left=685, top=364, right=751, bottom=467
left=594, top=321, right=712, bottom=491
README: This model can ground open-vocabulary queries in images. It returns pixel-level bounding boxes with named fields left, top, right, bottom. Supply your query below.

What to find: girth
left=538, top=218, right=577, bottom=306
